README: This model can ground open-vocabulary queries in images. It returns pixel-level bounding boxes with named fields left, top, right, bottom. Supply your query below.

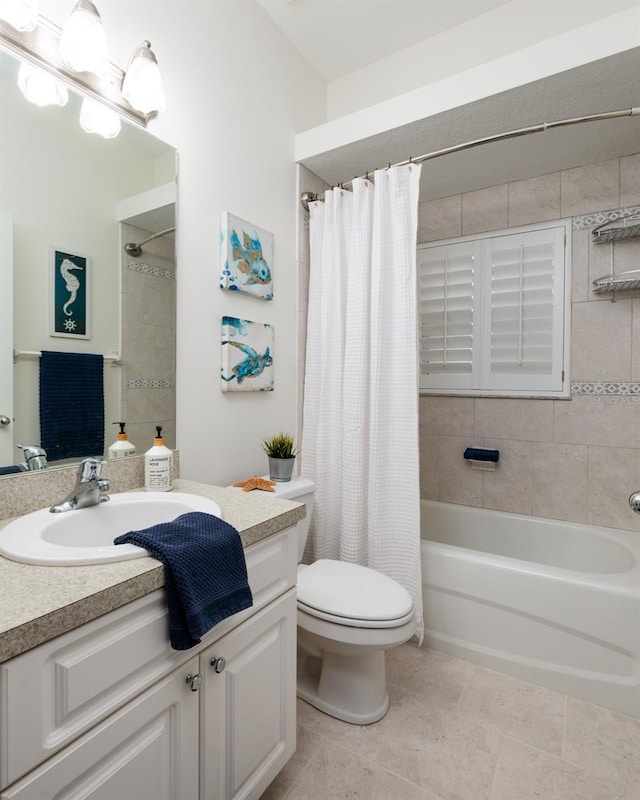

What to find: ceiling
left=256, top=0, right=509, bottom=81
left=258, top=1, right=640, bottom=200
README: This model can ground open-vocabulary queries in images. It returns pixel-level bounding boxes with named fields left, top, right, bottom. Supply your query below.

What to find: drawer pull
left=185, top=673, right=202, bottom=691
left=210, top=656, right=226, bottom=673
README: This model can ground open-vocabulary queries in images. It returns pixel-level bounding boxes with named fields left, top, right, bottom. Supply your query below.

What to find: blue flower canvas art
left=221, top=316, right=274, bottom=392
left=220, top=212, right=274, bottom=301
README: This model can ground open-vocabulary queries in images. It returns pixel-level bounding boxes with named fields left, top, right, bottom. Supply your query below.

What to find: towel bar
left=14, top=348, right=120, bottom=365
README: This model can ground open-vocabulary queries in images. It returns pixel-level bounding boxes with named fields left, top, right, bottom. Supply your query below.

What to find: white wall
left=40, top=1, right=326, bottom=484
left=327, top=0, right=640, bottom=120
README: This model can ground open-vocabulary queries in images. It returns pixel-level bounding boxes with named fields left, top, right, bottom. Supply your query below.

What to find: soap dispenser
left=108, top=422, right=136, bottom=459
left=144, top=425, right=173, bottom=492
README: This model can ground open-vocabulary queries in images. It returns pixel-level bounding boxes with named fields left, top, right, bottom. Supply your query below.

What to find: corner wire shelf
left=592, top=270, right=640, bottom=300
left=591, top=215, right=640, bottom=300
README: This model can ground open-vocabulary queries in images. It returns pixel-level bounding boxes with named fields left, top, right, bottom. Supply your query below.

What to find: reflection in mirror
left=0, top=46, right=177, bottom=473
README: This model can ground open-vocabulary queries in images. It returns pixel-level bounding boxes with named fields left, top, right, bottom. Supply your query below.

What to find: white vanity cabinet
left=1, top=656, right=201, bottom=800
left=0, top=526, right=298, bottom=800
left=201, top=590, right=296, bottom=800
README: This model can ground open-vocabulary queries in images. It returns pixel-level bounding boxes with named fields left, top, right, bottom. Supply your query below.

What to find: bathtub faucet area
left=629, top=491, right=640, bottom=513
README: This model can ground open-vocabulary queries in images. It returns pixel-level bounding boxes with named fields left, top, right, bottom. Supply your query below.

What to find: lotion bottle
left=145, top=425, right=173, bottom=492
left=108, top=422, right=136, bottom=459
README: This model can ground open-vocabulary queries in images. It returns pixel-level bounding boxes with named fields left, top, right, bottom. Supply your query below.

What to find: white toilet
left=265, top=476, right=416, bottom=725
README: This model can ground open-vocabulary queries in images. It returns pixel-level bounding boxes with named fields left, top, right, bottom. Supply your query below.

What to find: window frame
left=418, top=219, right=572, bottom=399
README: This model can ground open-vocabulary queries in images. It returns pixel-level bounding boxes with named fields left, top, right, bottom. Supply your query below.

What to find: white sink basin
left=0, top=492, right=223, bottom=566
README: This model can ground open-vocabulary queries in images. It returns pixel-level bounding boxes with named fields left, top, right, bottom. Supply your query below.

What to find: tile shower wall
left=120, top=224, right=176, bottom=451
left=419, top=153, right=640, bottom=532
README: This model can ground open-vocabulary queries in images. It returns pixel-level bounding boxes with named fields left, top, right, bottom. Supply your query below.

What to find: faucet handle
left=77, top=457, right=106, bottom=482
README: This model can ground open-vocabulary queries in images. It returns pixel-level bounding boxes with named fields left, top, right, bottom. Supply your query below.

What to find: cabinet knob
left=210, top=656, right=226, bottom=673
left=185, top=673, right=202, bottom=692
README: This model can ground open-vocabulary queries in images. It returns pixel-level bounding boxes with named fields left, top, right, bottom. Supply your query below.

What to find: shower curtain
left=301, top=164, right=424, bottom=641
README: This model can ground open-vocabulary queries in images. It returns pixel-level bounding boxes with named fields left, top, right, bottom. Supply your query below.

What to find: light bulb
left=79, top=97, right=121, bottom=138
left=18, top=62, right=68, bottom=107
left=0, top=0, right=38, bottom=32
left=122, top=41, right=165, bottom=115
left=59, top=0, right=109, bottom=76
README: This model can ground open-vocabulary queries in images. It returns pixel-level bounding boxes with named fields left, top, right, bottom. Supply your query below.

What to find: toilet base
left=297, top=648, right=390, bottom=725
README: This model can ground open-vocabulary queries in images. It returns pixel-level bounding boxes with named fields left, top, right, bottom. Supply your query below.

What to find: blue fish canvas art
left=220, top=212, right=274, bottom=301
left=221, top=316, right=274, bottom=392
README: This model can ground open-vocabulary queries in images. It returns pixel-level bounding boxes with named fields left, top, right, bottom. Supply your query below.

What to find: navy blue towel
left=0, top=465, right=23, bottom=475
left=463, top=447, right=500, bottom=463
left=114, top=512, right=253, bottom=650
left=40, top=351, right=104, bottom=461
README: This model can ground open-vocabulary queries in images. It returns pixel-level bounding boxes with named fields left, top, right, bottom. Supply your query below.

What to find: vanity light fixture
left=79, top=96, right=121, bottom=138
left=59, top=0, right=109, bottom=76
left=121, top=40, right=165, bottom=115
left=1, top=10, right=163, bottom=128
left=0, top=0, right=38, bottom=32
left=18, top=61, right=68, bottom=106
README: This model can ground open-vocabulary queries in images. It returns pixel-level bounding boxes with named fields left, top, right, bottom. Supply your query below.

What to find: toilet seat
left=297, top=600, right=414, bottom=629
left=297, top=559, right=414, bottom=628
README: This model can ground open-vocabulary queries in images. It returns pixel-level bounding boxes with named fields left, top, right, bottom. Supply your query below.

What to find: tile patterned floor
left=260, top=643, right=640, bottom=800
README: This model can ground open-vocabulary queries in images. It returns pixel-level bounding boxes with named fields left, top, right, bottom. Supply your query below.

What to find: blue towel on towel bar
left=39, top=351, right=104, bottom=461
left=114, top=512, right=253, bottom=650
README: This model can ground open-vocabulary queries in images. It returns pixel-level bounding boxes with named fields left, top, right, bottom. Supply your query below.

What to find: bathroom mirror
left=0, top=46, right=177, bottom=474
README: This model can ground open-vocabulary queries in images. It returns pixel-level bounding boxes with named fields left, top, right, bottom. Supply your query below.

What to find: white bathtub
left=420, top=500, right=640, bottom=717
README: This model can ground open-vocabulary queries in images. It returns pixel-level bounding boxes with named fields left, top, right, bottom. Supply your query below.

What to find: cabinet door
left=1, top=657, right=201, bottom=800
left=201, top=589, right=296, bottom=800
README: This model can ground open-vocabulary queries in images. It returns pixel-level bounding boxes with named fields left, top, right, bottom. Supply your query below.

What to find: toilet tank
left=265, top=476, right=315, bottom=563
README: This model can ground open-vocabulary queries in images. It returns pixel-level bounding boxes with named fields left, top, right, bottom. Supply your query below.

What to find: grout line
left=355, top=750, right=443, bottom=799
left=487, top=736, right=506, bottom=800
left=561, top=693, right=568, bottom=760
left=278, top=736, right=327, bottom=800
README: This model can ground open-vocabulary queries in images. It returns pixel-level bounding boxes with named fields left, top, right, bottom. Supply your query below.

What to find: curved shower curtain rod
left=124, top=226, right=176, bottom=257
left=299, top=106, right=640, bottom=211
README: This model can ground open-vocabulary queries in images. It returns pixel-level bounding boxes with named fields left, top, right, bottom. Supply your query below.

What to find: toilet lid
left=297, top=559, right=413, bottom=623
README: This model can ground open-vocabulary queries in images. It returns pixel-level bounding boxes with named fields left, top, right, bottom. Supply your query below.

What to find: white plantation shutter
left=418, top=240, right=482, bottom=390
left=418, top=222, right=569, bottom=396
left=483, top=227, right=566, bottom=392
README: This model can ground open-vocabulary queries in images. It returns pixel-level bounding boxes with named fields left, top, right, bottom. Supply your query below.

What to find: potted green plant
left=262, top=432, right=298, bottom=482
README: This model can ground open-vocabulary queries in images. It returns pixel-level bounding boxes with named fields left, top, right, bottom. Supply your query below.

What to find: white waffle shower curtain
left=301, top=164, right=423, bottom=641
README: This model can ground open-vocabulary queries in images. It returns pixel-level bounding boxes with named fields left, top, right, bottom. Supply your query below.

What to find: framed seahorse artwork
left=50, top=247, right=90, bottom=339
left=221, top=316, right=274, bottom=392
left=219, top=212, right=274, bottom=301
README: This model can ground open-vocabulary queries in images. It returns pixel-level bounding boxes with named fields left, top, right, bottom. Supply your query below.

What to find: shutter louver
left=489, top=239, right=555, bottom=375
left=418, top=242, right=476, bottom=385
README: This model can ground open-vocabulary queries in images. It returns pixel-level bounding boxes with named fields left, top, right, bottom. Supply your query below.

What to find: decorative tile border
left=127, top=378, right=176, bottom=389
left=573, top=206, right=640, bottom=230
left=571, top=381, right=640, bottom=395
left=127, top=260, right=175, bottom=280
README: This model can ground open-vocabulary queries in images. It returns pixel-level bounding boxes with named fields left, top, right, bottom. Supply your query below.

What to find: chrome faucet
left=17, top=444, right=48, bottom=471
left=49, top=458, right=111, bottom=513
